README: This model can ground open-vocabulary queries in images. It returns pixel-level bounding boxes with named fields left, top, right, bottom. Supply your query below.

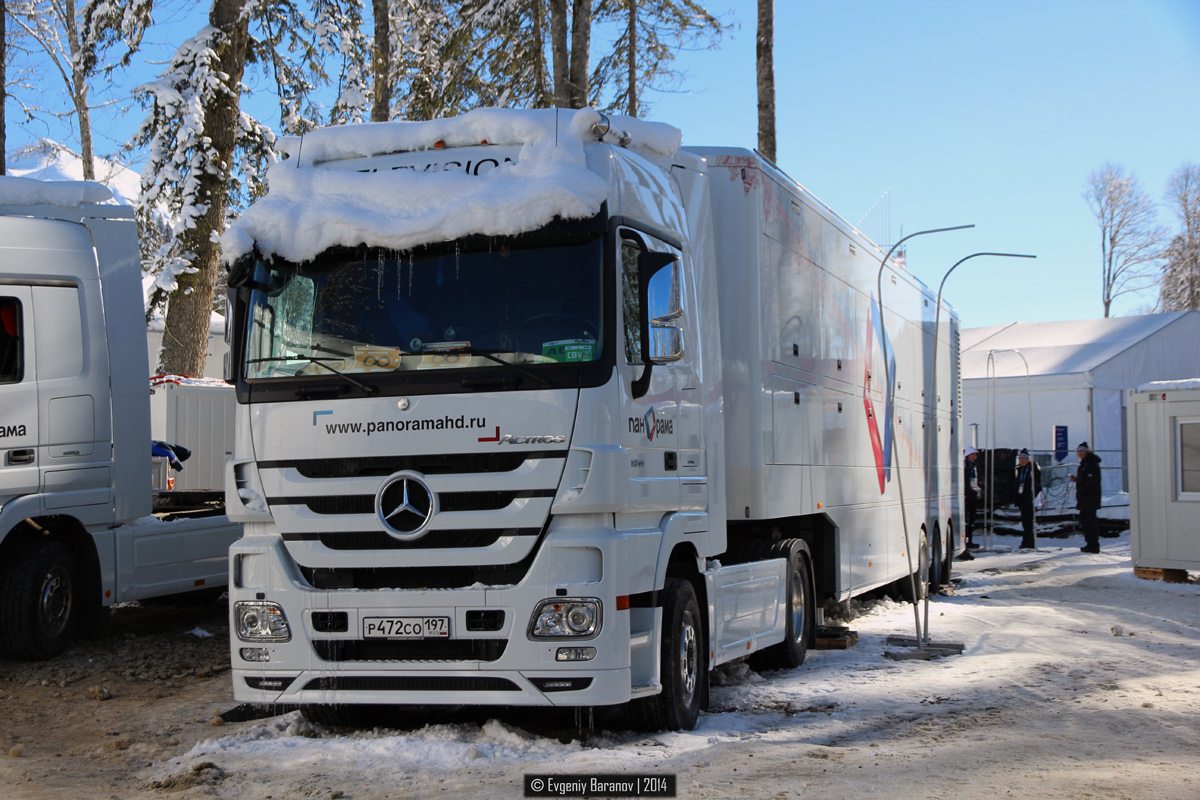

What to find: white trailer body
left=223, top=110, right=961, bottom=729
left=1127, top=381, right=1200, bottom=571
left=0, top=181, right=243, bottom=660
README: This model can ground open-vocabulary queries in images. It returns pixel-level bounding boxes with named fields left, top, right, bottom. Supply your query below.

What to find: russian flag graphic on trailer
left=863, top=294, right=896, bottom=494
left=644, top=406, right=657, bottom=442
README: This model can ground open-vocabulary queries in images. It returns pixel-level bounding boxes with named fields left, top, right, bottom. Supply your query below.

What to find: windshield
left=243, top=234, right=604, bottom=382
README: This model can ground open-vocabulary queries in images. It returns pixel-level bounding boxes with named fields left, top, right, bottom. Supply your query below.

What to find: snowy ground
left=110, top=530, right=1199, bottom=800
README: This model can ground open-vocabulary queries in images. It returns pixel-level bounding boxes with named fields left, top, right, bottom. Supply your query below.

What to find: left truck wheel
left=0, top=539, right=78, bottom=660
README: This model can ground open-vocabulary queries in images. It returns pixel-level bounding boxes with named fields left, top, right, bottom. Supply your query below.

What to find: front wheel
left=0, top=539, right=79, bottom=660
left=627, top=578, right=703, bottom=731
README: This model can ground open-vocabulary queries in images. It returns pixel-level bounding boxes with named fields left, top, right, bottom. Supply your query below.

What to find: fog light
left=240, top=647, right=271, bottom=662
left=528, top=598, right=602, bottom=639
left=556, top=646, right=597, bottom=662
left=235, top=601, right=291, bottom=642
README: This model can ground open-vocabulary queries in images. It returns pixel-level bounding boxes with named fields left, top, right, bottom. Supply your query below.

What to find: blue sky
left=9, top=0, right=1198, bottom=330
left=652, top=0, right=1200, bottom=328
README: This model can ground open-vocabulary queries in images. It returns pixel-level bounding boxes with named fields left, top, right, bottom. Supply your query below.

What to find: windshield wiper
left=430, top=346, right=552, bottom=388
left=245, top=355, right=379, bottom=395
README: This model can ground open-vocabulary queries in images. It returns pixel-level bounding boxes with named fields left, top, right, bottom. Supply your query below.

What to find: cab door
left=0, top=289, right=40, bottom=498
left=618, top=228, right=684, bottom=512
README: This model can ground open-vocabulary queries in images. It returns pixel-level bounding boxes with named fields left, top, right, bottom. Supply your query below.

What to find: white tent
left=961, top=310, right=1200, bottom=496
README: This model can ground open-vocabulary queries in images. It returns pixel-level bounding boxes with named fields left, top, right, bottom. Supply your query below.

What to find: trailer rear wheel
left=749, top=539, right=814, bottom=670
left=627, top=578, right=703, bottom=731
left=930, top=526, right=944, bottom=589
left=940, top=523, right=955, bottom=588
left=0, top=539, right=78, bottom=660
left=899, top=530, right=929, bottom=603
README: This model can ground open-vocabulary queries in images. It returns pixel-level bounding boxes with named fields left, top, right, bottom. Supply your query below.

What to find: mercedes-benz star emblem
left=375, top=472, right=436, bottom=540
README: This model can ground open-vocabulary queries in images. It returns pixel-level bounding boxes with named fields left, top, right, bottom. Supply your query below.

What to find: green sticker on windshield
left=542, top=339, right=596, bottom=363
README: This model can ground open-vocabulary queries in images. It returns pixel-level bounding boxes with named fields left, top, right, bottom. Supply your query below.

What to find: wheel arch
left=0, top=515, right=104, bottom=615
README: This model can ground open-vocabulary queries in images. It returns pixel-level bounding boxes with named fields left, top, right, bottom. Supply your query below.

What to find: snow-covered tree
left=590, top=0, right=725, bottom=118
left=6, top=0, right=152, bottom=180
left=134, top=1, right=269, bottom=376
left=135, top=0, right=377, bottom=376
left=370, top=0, right=391, bottom=120
left=2, top=4, right=7, bottom=173
left=319, top=0, right=370, bottom=125
left=1158, top=163, right=1200, bottom=312
left=1084, top=163, right=1165, bottom=318
left=756, top=0, right=774, bottom=162
left=464, top=0, right=553, bottom=109
left=546, top=0, right=591, bottom=108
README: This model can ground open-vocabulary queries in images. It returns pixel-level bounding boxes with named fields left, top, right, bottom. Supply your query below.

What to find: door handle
left=6, top=449, right=34, bottom=465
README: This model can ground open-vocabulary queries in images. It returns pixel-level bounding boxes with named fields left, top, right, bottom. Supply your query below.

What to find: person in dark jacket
left=963, top=447, right=982, bottom=556
left=1070, top=442, right=1102, bottom=553
left=1015, top=448, right=1042, bottom=550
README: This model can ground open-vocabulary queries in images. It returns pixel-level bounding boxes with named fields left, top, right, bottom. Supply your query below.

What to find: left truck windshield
left=242, top=234, right=604, bottom=382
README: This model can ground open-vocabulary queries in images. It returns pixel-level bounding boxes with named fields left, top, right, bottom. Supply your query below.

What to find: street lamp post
left=872, top=225, right=973, bottom=652
left=924, top=253, right=1035, bottom=645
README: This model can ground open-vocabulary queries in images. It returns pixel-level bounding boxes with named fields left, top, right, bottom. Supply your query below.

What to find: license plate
left=362, top=616, right=450, bottom=639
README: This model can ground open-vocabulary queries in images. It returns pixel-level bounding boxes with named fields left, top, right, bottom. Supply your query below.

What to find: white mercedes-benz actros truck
left=222, top=108, right=963, bottom=730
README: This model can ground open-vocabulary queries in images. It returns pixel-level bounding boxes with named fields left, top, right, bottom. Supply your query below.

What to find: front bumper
left=229, top=527, right=663, bottom=708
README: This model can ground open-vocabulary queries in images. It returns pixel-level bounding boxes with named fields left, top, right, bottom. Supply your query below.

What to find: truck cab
left=0, top=178, right=242, bottom=660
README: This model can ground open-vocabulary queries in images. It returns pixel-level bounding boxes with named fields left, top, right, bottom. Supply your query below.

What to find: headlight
left=234, top=601, right=291, bottom=642
left=528, top=598, right=602, bottom=639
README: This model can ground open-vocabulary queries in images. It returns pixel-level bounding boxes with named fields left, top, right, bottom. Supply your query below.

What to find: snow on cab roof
left=222, top=107, right=682, bottom=266
left=0, top=174, right=113, bottom=206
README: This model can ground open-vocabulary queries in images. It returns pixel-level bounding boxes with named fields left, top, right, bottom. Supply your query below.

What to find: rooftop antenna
left=858, top=188, right=891, bottom=249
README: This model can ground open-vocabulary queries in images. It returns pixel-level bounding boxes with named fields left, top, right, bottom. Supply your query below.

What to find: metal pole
left=923, top=252, right=1034, bottom=642
left=874, top=225, right=973, bottom=649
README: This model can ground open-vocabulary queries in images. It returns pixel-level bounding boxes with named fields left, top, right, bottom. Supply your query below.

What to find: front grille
left=302, top=676, right=519, bottom=692
left=264, top=451, right=564, bottom=479
left=311, top=611, right=349, bottom=632
left=314, top=639, right=507, bottom=662
left=297, top=520, right=547, bottom=589
left=286, top=528, right=538, bottom=551
left=272, top=489, right=555, bottom=516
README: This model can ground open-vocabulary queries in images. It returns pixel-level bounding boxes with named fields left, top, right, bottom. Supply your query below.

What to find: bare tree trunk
left=158, top=0, right=250, bottom=377
left=626, top=0, right=637, bottom=116
left=1, top=0, right=6, bottom=176
left=532, top=0, right=549, bottom=107
left=550, top=0, right=569, bottom=107
left=756, top=0, right=775, bottom=162
left=63, top=0, right=95, bottom=180
left=371, top=0, right=390, bottom=122
left=567, top=0, right=590, bottom=107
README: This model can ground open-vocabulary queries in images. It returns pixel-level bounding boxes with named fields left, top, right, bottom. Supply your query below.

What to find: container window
left=1177, top=419, right=1200, bottom=499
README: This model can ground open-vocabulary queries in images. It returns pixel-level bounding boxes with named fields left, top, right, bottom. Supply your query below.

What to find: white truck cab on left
left=0, top=176, right=242, bottom=660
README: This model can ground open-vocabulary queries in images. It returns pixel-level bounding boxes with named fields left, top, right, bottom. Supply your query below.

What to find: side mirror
left=226, top=256, right=256, bottom=289
left=646, top=263, right=684, bottom=363
left=632, top=251, right=680, bottom=399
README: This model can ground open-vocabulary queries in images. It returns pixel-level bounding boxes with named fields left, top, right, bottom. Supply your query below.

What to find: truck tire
left=940, top=524, right=955, bottom=588
left=929, top=527, right=944, bottom=590
left=627, top=578, right=703, bottom=731
left=0, top=539, right=78, bottom=660
left=899, top=530, right=929, bottom=603
left=749, top=539, right=814, bottom=671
